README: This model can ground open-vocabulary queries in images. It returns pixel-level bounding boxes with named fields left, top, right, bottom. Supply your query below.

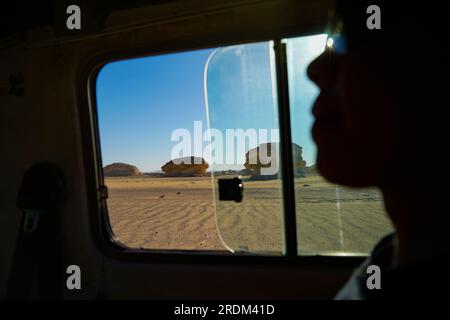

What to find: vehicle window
left=284, top=34, right=394, bottom=255
left=95, top=35, right=394, bottom=255
left=96, top=49, right=228, bottom=251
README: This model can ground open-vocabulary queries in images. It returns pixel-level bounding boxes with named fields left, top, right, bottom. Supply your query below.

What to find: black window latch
left=218, top=177, right=243, bottom=203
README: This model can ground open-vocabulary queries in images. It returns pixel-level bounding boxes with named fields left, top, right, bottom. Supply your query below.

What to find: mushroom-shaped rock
left=103, top=163, right=142, bottom=177
left=244, top=142, right=306, bottom=178
left=161, top=156, right=209, bottom=177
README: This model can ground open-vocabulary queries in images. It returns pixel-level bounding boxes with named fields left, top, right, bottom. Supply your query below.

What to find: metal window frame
left=77, top=33, right=368, bottom=267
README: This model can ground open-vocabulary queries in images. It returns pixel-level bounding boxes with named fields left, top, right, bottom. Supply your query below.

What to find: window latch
left=218, top=177, right=243, bottom=203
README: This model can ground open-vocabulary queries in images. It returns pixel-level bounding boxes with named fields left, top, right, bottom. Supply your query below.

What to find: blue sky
left=96, top=49, right=213, bottom=172
left=96, top=35, right=326, bottom=172
left=287, top=34, right=328, bottom=168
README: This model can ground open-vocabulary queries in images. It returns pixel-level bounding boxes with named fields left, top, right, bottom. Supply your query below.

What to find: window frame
left=78, top=33, right=368, bottom=266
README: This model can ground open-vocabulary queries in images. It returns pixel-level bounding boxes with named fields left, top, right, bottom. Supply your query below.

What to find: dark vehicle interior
left=3, top=0, right=433, bottom=301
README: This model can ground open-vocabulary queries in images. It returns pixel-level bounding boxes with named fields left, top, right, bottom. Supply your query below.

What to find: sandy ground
left=105, top=175, right=393, bottom=255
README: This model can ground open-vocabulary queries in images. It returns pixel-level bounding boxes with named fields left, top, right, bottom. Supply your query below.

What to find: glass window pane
left=96, top=49, right=229, bottom=251
left=285, top=34, right=394, bottom=255
left=204, top=42, right=285, bottom=255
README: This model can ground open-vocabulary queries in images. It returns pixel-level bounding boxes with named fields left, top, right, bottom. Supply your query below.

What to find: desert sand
left=105, top=175, right=393, bottom=255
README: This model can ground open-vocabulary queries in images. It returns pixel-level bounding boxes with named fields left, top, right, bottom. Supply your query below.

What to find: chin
left=316, top=161, right=347, bottom=186
left=316, top=153, right=377, bottom=188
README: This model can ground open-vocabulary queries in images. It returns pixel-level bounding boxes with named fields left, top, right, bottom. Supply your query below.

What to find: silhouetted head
left=307, top=1, right=449, bottom=188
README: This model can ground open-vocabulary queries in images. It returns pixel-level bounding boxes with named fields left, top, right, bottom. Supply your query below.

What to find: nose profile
left=307, top=50, right=336, bottom=90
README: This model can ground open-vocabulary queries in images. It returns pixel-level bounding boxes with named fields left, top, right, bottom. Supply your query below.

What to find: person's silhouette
left=307, top=1, right=450, bottom=299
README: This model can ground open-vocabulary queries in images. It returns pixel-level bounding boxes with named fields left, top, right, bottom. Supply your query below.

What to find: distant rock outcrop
left=291, top=144, right=308, bottom=176
left=304, top=165, right=318, bottom=176
left=161, top=156, right=209, bottom=177
left=244, top=142, right=307, bottom=178
left=104, top=163, right=142, bottom=177
left=238, top=168, right=254, bottom=176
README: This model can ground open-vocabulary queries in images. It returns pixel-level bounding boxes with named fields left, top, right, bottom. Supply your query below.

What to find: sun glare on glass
left=326, top=37, right=334, bottom=49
